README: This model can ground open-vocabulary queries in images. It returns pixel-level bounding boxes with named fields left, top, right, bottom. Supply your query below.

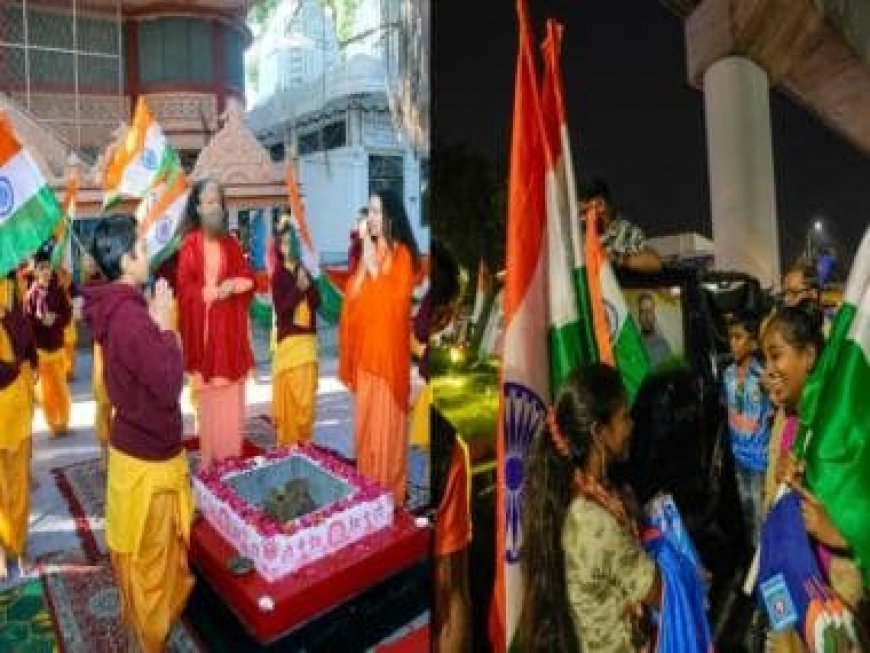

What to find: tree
left=249, top=0, right=282, bottom=27
left=430, top=145, right=506, bottom=275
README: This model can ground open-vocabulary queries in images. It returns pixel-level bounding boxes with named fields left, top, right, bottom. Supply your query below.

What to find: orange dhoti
left=64, top=321, right=76, bottom=380
left=197, top=378, right=244, bottom=471
left=355, top=370, right=409, bottom=505
left=0, top=363, right=34, bottom=556
left=92, top=344, right=112, bottom=446
left=35, top=348, right=70, bottom=435
left=272, top=334, right=318, bottom=447
left=106, top=447, right=194, bottom=653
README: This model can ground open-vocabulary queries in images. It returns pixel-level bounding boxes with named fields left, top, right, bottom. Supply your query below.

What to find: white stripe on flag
left=0, top=150, right=46, bottom=225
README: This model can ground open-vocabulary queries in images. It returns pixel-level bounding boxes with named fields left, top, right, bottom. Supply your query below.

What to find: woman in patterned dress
left=518, top=364, right=662, bottom=652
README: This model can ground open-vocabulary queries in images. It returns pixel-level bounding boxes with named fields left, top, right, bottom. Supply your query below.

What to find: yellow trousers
left=36, top=349, right=70, bottom=435
left=273, top=362, right=318, bottom=446
left=107, top=449, right=194, bottom=653
left=0, top=439, right=31, bottom=556
left=110, top=491, right=194, bottom=653
left=64, top=322, right=76, bottom=380
left=92, top=344, right=112, bottom=445
left=410, top=383, right=431, bottom=448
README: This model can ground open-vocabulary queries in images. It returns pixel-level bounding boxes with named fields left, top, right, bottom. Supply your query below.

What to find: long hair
left=177, top=178, right=228, bottom=239
left=372, top=189, right=421, bottom=271
left=518, top=363, right=627, bottom=652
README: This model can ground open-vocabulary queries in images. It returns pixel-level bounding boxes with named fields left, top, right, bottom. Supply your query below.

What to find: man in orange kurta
left=346, top=194, right=417, bottom=505
left=176, top=181, right=254, bottom=471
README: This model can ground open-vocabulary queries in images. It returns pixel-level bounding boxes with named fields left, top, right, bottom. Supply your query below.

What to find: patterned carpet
left=0, top=579, right=57, bottom=653
left=39, top=554, right=204, bottom=653
left=52, top=416, right=271, bottom=560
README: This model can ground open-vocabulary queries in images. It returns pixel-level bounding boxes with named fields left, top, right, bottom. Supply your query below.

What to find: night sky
left=432, top=0, right=870, bottom=275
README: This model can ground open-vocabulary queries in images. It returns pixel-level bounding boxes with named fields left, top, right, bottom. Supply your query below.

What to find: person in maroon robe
left=176, top=179, right=255, bottom=470
left=24, top=251, right=72, bottom=436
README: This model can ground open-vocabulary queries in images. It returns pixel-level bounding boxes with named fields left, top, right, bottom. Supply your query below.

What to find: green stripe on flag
left=614, top=319, right=650, bottom=404
left=50, top=217, right=69, bottom=270
left=315, top=275, right=343, bottom=326
left=0, top=186, right=62, bottom=275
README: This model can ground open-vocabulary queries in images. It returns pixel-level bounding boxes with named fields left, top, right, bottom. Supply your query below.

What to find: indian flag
left=285, top=162, right=342, bottom=325
left=584, top=215, right=650, bottom=401
left=135, top=165, right=189, bottom=268
left=0, top=113, right=62, bottom=276
left=490, top=1, right=551, bottom=648
left=794, top=226, right=870, bottom=588
left=102, top=97, right=174, bottom=209
left=50, top=175, right=77, bottom=271
left=541, top=20, right=597, bottom=391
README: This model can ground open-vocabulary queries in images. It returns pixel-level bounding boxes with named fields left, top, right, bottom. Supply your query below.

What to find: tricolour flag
left=490, top=1, right=551, bottom=648
left=135, top=164, right=189, bottom=268
left=540, top=19, right=597, bottom=391
left=794, top=225, right=870, bottom=589
left=0, top=112, right=62, bottom=276
left=491, top=10, right=652, bottom=650
left=285, top=162, right=343, bottom=325
left=584, top=184, right=650, bottom=401
left=50, top=175, right=77, bottom=271
left=102, top=97, right=174, bottom=209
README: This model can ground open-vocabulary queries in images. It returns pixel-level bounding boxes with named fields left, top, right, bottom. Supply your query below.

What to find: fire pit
left=194, top=446, right=394, bottom=582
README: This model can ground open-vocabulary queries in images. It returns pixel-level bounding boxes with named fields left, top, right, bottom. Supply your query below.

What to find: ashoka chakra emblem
left=0, top=178, right=14, bottom=218
left=141, top=148, right=158, bottom=171
left=503, top=381, right=546, bottom=563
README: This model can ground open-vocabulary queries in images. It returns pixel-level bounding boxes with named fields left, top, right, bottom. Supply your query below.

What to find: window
left=268, top=142, right=285, bottom=163
left=298, top=131, right=320, bottom=156
left=138, top=17, right=214, bottom=85
left=369, top=154, right=404, bottom=201
left=322, top=121, right=346, bottom=150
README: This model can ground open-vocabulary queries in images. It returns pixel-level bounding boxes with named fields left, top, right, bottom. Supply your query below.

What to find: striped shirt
left=601, top=217, right=647, bottom=258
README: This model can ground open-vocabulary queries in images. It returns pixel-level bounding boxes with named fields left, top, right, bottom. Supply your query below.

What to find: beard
left=201, top=208, right=226, bottom=236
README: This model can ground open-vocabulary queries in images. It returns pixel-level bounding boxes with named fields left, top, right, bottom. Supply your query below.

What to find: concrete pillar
left=703, top=56, right=780, bottom=288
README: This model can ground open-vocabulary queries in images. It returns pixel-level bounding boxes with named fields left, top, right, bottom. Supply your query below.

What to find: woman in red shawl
left=345, top=191, right=421, bottom=504
left=176, top=180, right=255, bottom=471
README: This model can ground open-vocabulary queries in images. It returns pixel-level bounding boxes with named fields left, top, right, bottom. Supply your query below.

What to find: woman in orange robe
left=346, top=191, right=421, bottom=505
left=176, top=180, right=255, bottom=471
left=0, top=272, right=37, bottom=580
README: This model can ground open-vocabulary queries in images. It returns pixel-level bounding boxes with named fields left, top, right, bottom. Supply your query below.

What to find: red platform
left=189, top=510, right=431, bottom=645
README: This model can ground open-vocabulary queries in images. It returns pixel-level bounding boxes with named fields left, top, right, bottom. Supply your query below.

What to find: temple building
left=245, top=0, right=429, bottom=264
left=0, top=0, right=250, bottom=168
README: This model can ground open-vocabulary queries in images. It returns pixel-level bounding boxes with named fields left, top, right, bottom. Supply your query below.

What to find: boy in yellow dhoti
left=0, top=273, right=37, bottom=580
left=24, top=252, right=72, bottom=436
left=271, top=214, right=320, bottom=446
left=83, top=218, right=194, bottom=652
left=83, top=255, right=112, bottom=468
left=57, top=267, right=78, bottom=381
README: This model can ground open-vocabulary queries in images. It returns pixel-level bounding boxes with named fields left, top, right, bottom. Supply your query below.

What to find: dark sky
left=432, top=0, right=870, bottom=274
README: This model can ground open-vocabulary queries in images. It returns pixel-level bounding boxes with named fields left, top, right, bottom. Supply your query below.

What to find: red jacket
left=177, top=229, right=255, bottom=383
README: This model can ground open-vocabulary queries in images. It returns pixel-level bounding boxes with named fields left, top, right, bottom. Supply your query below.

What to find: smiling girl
left=762, top=301, right=866, bottom=619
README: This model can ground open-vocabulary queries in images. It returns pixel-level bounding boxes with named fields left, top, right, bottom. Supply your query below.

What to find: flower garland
left=196, top=444, right=387, bottom=538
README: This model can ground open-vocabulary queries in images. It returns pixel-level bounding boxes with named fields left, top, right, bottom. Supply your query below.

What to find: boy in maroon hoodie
left=24, top=250, right=72, bottom=436
left=82, top=217, right=194, bottom=653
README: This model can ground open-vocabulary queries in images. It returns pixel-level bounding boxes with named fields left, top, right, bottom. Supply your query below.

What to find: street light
left=806, top=218, right=825, bottom=261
